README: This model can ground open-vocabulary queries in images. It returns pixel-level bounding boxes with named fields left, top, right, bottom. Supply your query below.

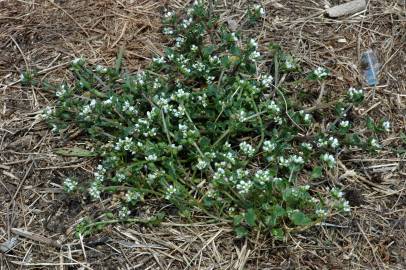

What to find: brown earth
left=1, top=0, right=405, bottom=269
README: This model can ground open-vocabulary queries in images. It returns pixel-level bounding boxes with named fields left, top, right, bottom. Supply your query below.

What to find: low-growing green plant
left=31, top=1, right=383, bottom=238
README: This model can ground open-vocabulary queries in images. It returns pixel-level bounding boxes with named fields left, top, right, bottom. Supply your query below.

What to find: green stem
left=250, top=94, right=265, bottom=152
left=160, top=109, right=172, bottom=144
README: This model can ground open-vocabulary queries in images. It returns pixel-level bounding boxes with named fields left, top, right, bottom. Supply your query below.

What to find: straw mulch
left=1, top=0, right=405, bottom=269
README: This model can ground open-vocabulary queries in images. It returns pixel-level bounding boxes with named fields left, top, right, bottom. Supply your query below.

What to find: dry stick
left=8, top=34, right=38, bottom=107
left=315, top=81, right=326, bottom=104
left=10, top=228, right=61, bottom=249
left=4, top=61, right=71, bottom=88
left=8, top=35, right=29, bottom=71
left=46, top=0, right=89, bottom=37
left=10, top=161, right=34, bottom=202
left=356, top=222, right=383, bottom=267
left=111, top=21, right=128, bottom=48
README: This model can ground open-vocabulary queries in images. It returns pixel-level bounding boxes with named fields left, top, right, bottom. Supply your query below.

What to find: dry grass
left=1, top=0, right=405, bottom=269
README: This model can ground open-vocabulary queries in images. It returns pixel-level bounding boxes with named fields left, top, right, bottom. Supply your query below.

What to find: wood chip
left=327, top=0, right=367, bottom=18
left=11, top=228, right=62, bottom=249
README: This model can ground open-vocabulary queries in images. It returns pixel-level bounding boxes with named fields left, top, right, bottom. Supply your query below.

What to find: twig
left=46, top=0, right=89, bottom=37
left=11, top=228, right=61, bottom=249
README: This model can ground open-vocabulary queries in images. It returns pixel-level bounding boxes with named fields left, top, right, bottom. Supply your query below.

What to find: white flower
left=285, top=58, right=296, bottom=70
left=321, top=153, right=335, bottom=168
left=254, top=170, right=271, bottom=185
left=181, top=17, right=193, bottom=28
left=115, top=172, right=126, bottom=183
left=230, top=32, right=238, bottom=42
left=328, top=137, right=339, bottom=149
left=153, top=56, right=166, bottom=64
left=249, top=50, right=261, bottom=60
left=122, top=101, right=137, bottom=114
left=191, top=44, right=198, bottom=52
left=317, top=138, right=328, bottom=148
left=94, top=164, right=107, bottom=182
left=192, top=61, right=205, bottom=72
left=146, top=154, right=158, bottom=161
left=263, top=140, right=276, bottom=152
left=63, top=177, right=77, bottom=193
left=95, top=65, right=108, bottom=73
left=51, top=124, right=58, bottom=133
left=164, top=11, right=174, bottom=18
left=249, top=38, right=258, bottom=48
left=370, top=138, right=380, bottom=148
left=125, top=190, right=141, bottom=203
left=56, top=85, right=68, bottom=97
left=196, top=159, right=208, bottom=170
left=278, top=156, right=289, bottom=167
left=41, top=106, right=54, bottom=119
left=79, top=99, right=97, bottom=117
left=88, top=182, right=101, bottom=200
left=103, top=96, right=113, bottom=105
left=348, top=87, right=363, bottom=99
left=237, top=110, right=247, bottom=122
left=313, top=67, right=328, bottom=79
left=342, top=200, right=351, bottom=212
left=239, top=142, right=255, bottom=157
left=267, top=101, right=280, bottom=114
left=272, top=177, right=283, bottom=183
left=382, top=121, right=390, bottom=132
left=236, top=180, right=253, bottom=194
left=175, top=36, right=185, bottom=47
left=114, top=137, right=133, bottom=151
left=163, top=27, right=173, bottom=35
left=339, top=120, right=349, bottom=128
left=254, top=4, right=265, bottom=16
left=289, top=155, right=304, bottom=165
left=303, top=113, right=312, bottom=123
left=118, top=206, right=130, bottom=219
left=316, top=208, right=328, bottom=217
left=209, top=55, right=220, bottom=64
left=165, top=185, right=177, bottom=200
left=213, top=167, right=226, bottom=181
left=178, top=123, right=188, bottom=133
left=72, top=57, right=83, bottom=65
left=261, top=74, right=273, bottom=88
left=206, top=76, right=215, bottom=84
left=301, top=143, right=313, bottom=151
left=135, top=72, right=145, bottom=84
left=175, top=88, right=190, bottom=99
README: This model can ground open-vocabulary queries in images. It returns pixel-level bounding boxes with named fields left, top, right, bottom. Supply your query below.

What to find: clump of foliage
left=33, top=1, right=382, bottom=239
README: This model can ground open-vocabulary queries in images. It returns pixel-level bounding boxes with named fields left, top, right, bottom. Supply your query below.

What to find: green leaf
left=199, top=136, right=211, bottom=151
left=400, top=132, right=406, bottom=144
left=289, top=210, right=311, bottom=226
left=202, top=45, right=215, bottom=57
left=234, top=226, right=248, bottom=238
left=265, top=215, right=277, bottom=227
left=272, top=205, right=286, bottom=218
left=271, top=228, right=284, bottom=241
left=245, top=208, right=256, bottom=227
left=54, top=147, right=96, bottom=157
left=233, top=215, right=244, bottom=226
left=311, top=166, right=322, bottom=179
left=366, top=117, right=375, bottom=131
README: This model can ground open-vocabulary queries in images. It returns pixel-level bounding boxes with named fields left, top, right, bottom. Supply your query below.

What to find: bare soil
left=1, top=0, right=405, bottom=269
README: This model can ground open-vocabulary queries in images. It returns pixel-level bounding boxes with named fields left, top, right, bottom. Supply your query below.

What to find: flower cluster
left=348, top=87, right=364, bottom=103
left=312, top=66, right=329, bottom=80
left=63, top=177, right=78, bottom=193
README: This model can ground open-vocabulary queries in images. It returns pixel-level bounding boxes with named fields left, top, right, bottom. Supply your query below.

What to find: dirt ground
left=1, top=0, right=405, bottom=269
